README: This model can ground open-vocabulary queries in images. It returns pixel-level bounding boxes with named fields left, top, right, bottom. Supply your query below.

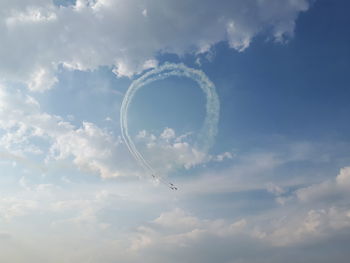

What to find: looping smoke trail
left=120, top=63, right=220, bottom=188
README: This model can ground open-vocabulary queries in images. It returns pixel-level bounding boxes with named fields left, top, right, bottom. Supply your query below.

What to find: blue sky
left=1, top=0, right=350, bottom=262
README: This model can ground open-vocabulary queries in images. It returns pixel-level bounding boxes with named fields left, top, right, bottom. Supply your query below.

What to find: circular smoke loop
left=120, top=63, right=220, bottom=187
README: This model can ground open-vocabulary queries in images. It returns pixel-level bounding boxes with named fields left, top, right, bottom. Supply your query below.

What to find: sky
left=1, top=0, right=350, bottom=262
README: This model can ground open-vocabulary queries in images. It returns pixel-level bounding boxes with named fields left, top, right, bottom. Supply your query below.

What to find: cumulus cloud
left=130, top=208, right=248, bottom=252
left=127, top=206, right=350, bottom=262
left=266, top=182, right=286, bottom=196
left=0, top=84, right=138, bottom=178
left=296, top=166, right=350, bottom=203
left=133, top=128, right=237, bottom=176
left=213, top=151, right=233, bottom=162
left=135, top=128, right=216, bottom=173
left=160, top=127, right=176, bottom=140
left=257, top=206, right=350, bottom=246
left=48, top=122, right=123, bottom=178
left=0, top=0, right=312, bottom=89
left=27, top=67, right=58, bottom=92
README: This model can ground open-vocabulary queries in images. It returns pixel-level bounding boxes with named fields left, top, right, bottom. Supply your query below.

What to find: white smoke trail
left=120, top=63, right=220, bottom=187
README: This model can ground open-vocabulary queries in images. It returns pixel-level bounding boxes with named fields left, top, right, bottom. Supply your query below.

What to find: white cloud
left=27, top=67, right=58, bottom=92
left=213, top=151, right=233, bottom=162
left=135, top=129, right=209, bottom=172
left=48, top=122, right=123, bottom=178
left=296, top=166, right=350, bottom=202
left=153, top=208, right=200, bottom=229
left=0, top=196, right=38, bottom=221
left=0, top=0, right=312, bottom=89
left=0, top=173, right=350, bottom=263
left=336, top=166, right=350, bottom=186
left=241, top=166, right=350, bottom=246
left=178, top=151, right=287, bottom=195
left=128, top=203, right=350, bottom=258
left=0, top=84, right=138, bottom=178
left=258, top=206, right=350, bottom=246
left=130, top=208, right=248, bottom=252
left=266, top=182, right=286, bottom=196
left=160, top=127, right=175, bottom=140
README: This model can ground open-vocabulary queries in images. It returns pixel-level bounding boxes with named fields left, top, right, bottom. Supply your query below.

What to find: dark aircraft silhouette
left=151, top=174, right=178, bottom=190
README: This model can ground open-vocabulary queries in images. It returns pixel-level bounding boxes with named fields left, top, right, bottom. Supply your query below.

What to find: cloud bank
left=1, top=166, right=350, bottom=263
left=0, top=0, right=311, bottom=90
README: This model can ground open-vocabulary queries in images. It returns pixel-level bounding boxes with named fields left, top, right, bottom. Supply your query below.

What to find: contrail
left=120, top=63, right=220, bottom=189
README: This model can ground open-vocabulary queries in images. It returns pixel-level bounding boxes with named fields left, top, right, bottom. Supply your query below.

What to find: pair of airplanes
left=152, top=174, right=178, bottom=190
left=169, top=183, right=178, bottom=191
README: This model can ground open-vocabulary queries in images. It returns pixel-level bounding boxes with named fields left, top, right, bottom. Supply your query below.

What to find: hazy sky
left=1, top=0, right=350, bottom=262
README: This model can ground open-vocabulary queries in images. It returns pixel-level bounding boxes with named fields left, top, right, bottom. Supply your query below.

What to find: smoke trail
left=120, top=63, right=220, bottom=186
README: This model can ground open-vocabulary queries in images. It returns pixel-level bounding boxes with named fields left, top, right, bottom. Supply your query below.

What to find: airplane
left=170, top=185, right=178, bottom=190
left=151, top=174, right=178, bottom=190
